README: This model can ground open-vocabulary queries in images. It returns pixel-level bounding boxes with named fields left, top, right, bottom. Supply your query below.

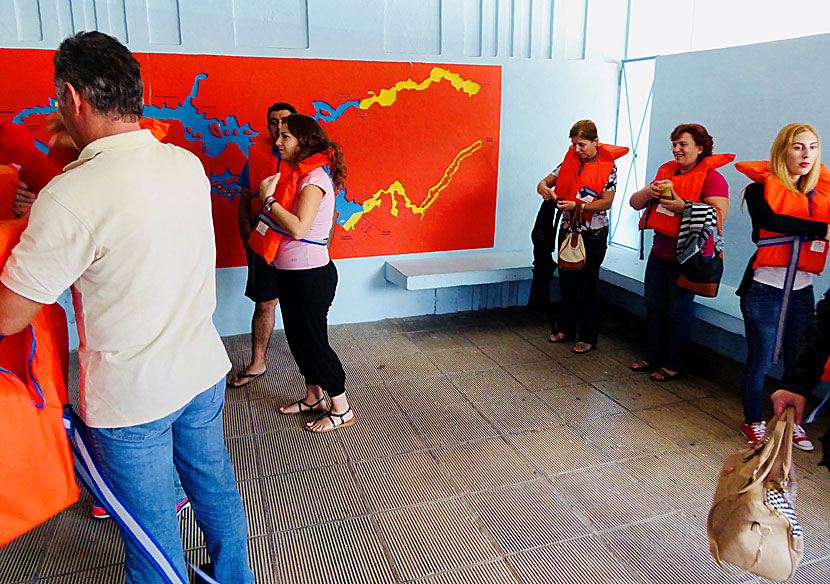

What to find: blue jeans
left=86, top=380, right=254, bottom=584
left=643, top=253, right=696, bottom=372
left=740, top=281, right=815, bottom=424
left=93, top=475, right=185, bottom=509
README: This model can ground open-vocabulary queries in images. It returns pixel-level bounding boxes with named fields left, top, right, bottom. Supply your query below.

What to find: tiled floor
left=2, top=304, right=830, bottom=583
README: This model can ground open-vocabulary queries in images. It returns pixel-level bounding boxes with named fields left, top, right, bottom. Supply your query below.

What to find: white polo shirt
left=1, top=129, right=231, bottom=428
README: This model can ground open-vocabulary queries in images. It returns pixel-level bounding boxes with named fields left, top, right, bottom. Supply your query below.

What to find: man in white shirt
left=0, top=32, right=253, bottom=584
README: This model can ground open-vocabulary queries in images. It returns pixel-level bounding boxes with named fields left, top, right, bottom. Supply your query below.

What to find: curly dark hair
left=670, top=123, right=713, bottom=159
left=283, top=114, right=346, bottom=188
left=54, top=32, right=143, bottom=122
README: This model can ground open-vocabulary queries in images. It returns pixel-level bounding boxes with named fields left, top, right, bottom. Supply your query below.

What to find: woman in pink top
left=258, top=114, right=352, bottom=433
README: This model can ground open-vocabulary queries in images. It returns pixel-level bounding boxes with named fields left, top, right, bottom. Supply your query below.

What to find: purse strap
left=738, top=407, right=795, bottom=496
left=571, top=201, right=583, bottom=233
left=714, top=206, right=725, bottom=259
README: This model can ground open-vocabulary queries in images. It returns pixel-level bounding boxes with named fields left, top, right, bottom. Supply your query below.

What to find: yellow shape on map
left=359, top=67, right=481, bottom=110
left=342, top=140, right=483, bottom=231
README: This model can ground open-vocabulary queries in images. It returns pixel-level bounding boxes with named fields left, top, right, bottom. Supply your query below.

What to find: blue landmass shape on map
left=209, top=167, right=242, bottom=202
left=12, top=102, right=57, bottom=124
left=312, top=100, right=360, bottom=123
left=13, top=101, right=58, bottom=153
left=335, top=187, right=363, bottom=228
left=11, top=77, right=367, bottom=229
left=143, top=74, right=257, bottom=158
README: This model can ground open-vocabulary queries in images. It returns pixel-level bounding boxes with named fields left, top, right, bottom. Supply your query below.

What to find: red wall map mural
left=0, top=50, right=501, bottom=268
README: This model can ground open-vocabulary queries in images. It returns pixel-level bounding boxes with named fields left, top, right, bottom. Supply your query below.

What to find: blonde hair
left=770, top=123, right=821, bottom=194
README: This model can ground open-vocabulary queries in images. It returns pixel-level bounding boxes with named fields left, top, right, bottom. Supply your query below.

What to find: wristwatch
left=263, top=196, right=276, bottom=214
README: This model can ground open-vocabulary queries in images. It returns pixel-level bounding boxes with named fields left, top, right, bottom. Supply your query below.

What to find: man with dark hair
left=228, top=101, right=296, bottom=387
left=0, top=32, right=254, bottom=583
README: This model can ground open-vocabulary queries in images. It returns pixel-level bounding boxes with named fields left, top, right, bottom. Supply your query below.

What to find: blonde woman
left=736, top=123, right=830, bottom=451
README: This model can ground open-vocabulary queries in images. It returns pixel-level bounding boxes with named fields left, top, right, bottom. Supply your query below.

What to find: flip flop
left=279, top=397, right=326, bottom=415
left=571, top=342, right=594, bottom=354
left=227, top=369, right=266, bottom=388
left=649, top=367, right=682, bottom=382
left=548, top=332, right=573, bottom=343
left=305, top=407, right=355, bottom=433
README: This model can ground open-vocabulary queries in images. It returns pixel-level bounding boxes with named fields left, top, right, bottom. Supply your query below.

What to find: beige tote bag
left=707, top=407, right=803, bottom=582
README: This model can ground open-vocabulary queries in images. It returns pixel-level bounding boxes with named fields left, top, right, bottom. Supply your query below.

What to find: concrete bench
left=384, top=245, right=747, bottom=361
left=384, top=251, right=533, bottom=290
left=384, top=251, right=534, bottom=313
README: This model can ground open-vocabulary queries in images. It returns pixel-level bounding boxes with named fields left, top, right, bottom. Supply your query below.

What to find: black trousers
left=556, top=226, right=608, bottom=346
left=276, top=261, right=346, bottom=398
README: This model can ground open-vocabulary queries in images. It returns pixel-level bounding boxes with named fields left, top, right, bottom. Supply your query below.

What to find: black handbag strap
left=639, top=200, right=655, bottom=260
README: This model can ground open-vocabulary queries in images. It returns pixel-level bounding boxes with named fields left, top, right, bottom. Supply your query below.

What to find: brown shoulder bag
left=707, top=407, right=803, bottom=582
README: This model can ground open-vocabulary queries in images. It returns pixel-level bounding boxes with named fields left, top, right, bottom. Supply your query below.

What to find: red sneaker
left=793, top=424, right=815, bottom=452
left=91, top=497, right=190, bottom=521
left=176, top=496, right=191, bottom=516
left=740, top=421, right=767, bottom=443
left=90, top=504, right=110, bottom=520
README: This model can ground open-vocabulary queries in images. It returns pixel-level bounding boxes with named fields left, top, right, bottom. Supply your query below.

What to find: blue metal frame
left=610, top=56, right=656, bottom=251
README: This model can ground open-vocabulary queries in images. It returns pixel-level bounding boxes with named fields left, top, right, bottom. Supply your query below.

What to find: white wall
left=643, top=34, right=830, bottom=293
left=1, top=0, right=623, bottom=347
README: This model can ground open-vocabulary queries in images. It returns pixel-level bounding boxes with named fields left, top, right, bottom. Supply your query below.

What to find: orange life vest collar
left=554, top=143, right=628, bottom=222
left=246, top=137, right=281, bottom=218
left=554, top=143, right=628, bottom=202
left=248, top=151, right=334, bottom=264
left=640, top=153, right=735, bottom=237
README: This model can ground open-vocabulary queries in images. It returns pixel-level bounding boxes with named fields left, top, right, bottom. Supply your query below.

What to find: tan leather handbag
left=558, top=203, right=586, bottom=271
left=707, top=407, right=803, bottom=582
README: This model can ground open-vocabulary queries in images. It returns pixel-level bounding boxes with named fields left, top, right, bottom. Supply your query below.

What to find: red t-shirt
left=651, top=168, right=728, bottom=259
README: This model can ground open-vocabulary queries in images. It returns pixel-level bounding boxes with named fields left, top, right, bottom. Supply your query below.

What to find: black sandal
left=649, top=367, right=682, bottom=382
left=305, top=407, right=355, bottom=433
left=629, top=359, right=652, bottom=372
left=279, top=396, right=326, bottom=415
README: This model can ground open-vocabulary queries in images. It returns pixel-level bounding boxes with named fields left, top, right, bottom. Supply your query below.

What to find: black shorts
left=244, top=247, right=279, bottom=303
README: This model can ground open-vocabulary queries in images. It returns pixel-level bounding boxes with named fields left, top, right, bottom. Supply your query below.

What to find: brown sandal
left=305, top=407, right=355, bottom=433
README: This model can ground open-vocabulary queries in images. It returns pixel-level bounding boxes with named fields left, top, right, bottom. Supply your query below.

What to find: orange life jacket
left=554, top=144, right=628, bottom=220
left=0, top=219, right=79, bottom=546
left=248, top=151, right=334, bottom=264
left=639, top=153, right=735, bottom=237
left=0, top=165, right=18, bottom=220
left=0, top=122, right=65, bottom=195
left=138, top=118, right=170, bottom=142
left=246, top=138, right=282, bottom=218
left=735, top=160, right=830, bottom=275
